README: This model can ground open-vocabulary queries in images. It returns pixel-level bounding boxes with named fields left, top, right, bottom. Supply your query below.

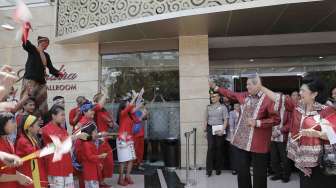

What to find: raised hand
left=0, top=152, right=23, bottom=167
left=16, top=171, right=33, bottom=186
left=247, top=118, right=257, bottom=128
left=209, top=81, right=216, bottom=89
left=255, top=73, right=262, bottom=90
left=99, top=153, right=108, bottom=159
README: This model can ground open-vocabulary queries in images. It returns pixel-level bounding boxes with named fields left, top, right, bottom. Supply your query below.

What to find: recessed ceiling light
left=1, top=24, right=14, bottom=30
left=288, top=67, right=295, bottom=72
left=318, top=56, right=324, bottom=59
left=249, top=59, right=254, bottom=62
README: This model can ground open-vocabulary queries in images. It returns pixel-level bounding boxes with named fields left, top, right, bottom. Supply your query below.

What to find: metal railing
left=183, top=128, right=197, bottom=187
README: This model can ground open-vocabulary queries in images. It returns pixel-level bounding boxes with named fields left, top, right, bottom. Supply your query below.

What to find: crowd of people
left=207, top=75, right=336, bottom=188
left=1, top=32, right=336, bottom=188
left=0, top=35, right=148, bottom=188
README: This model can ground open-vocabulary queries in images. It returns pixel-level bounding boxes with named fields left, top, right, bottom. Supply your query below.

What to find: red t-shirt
left=0, top=137, right=18, bottom=188
left=118, top=105, right=140, bottom=141
left=15, top=135, right=47, bottom=188
left=98, top=140, right=113, bottom=178
left=41, top=122, right=73, bottom=177
left=81, top=141, right=101, bottom=181
left=95, top=108, right=113, bottom=133
left=69, top=107, right=82, bottom=127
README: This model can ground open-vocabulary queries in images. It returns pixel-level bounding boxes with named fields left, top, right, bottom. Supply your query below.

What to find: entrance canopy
left=56, top=0, right=336, bottom=44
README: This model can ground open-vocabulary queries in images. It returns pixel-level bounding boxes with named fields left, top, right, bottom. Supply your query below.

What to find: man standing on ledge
left=209, top=75, right=280, bottom=188
left=20, top=36, right=63, bottom=117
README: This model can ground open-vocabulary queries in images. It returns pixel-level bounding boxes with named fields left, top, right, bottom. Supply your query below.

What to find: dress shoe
left=206, top=170, right=212, bottom=177
left=216, top=170, right=221, bottom=175
left=270, top=175, right=282, bottom=181
left=282, top=177, right=290, bottom=183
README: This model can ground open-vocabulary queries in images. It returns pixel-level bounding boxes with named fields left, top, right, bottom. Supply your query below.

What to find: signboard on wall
left=12, top=62, right=99, bottom=104
left=16, top=64, right=79, bottom=92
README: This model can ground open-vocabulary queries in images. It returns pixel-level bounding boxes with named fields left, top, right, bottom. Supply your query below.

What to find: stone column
left=179, top=35, right=209, bottom=167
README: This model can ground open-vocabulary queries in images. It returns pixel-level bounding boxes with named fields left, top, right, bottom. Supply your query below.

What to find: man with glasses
left=209, top=75, right=280, bottom=188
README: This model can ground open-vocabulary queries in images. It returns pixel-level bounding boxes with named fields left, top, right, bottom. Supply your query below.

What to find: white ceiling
left=0, top=0, right=48, bottom=8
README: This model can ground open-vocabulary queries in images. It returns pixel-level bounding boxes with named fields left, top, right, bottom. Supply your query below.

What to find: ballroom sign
left=16, top=64, right=78, bottom=91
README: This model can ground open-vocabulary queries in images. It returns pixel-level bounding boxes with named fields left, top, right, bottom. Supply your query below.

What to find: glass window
left=101, top=51, right=180, bottom=140
left=210, top=55, right=336, bottom=95
left=101, top=51, right=179, bottom=102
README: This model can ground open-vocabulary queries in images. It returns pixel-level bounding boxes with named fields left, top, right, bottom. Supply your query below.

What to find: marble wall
left=179, top=35, right=210, bottom=167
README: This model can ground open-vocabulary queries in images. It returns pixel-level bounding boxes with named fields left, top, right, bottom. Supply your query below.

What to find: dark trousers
left=235, top=146, right=268, bottom=188
left=270, top=141, right=291, bottom=179
left=229, top=143, right=238, bottom=171
left=223, top=140, right=231, bottom=169
left=206, top=126, right=224, bottom=171
left=300, top=167, right=336, bottom=188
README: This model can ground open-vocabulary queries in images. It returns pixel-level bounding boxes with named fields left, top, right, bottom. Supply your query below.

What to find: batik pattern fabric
left=231, top=93, right=265, bottom=151
left=272, top=94, right=286, bottom=142
left=276, top=93, right=335, bottom=176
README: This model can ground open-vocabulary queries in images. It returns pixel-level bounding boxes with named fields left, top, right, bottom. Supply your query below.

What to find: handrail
left=184, top=128, right=197, bottom=187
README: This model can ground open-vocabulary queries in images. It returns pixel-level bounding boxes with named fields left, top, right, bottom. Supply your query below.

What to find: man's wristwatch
left=214, top=86, right=219, bottom=92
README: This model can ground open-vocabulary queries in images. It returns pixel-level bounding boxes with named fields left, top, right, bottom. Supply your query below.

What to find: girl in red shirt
left=93, top=93, right=114, bottom=133
left=97, top=140, right=113, bottom=185
left=117, top=96, right=146, bottom=186
left=15, top=114, right=47, bottom=188
left=93, top=93, right=114, bottom=184
left=0, top=112, right=32, bottom=187
left=80, top=122, right=107, bottom=188
left=41, top=105, right=74, bottom=188
left=133, top=104, right=148, bottom=169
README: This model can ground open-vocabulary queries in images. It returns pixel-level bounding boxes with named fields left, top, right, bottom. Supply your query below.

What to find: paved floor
left=104, top=169, right=300, bottom=188
left=109, top=175, right=145, bottom=188
left=175, top=170, right=299, bottom=188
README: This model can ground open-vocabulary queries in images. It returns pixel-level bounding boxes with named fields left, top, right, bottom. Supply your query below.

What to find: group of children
left=0, top=90, right=148, bottom=188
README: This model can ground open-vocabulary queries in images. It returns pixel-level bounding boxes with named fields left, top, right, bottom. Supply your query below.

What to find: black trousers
left=206, top=126, right=224, bottom=171
left=300, top=167, right=336, bottom=188
left=235, top=146, right=268, bottom=188
left=270, top=141, right=291, bottom=179
left=229, top=143, right=238, bottom=171
left=223, top=140, right=231, bottom=169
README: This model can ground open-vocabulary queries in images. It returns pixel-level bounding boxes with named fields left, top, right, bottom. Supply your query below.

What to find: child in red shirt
left=117, top=96, right=146, bottom=186
left=78, top=97, right=114, bottom=185
left=69, top=96, right=87, bottom=128
left=133, top=105, right=148, bottom=169
left=80, top=122, right=107, bottom=188
left=97, top=139, right=114, bottom=186
left=93, top=93, right=114, bottom=133
left=0, top=112, right=32, bottom=187
left=15, top=115, right=47, bottom=188
left=41, top=106, right=74, bottom=188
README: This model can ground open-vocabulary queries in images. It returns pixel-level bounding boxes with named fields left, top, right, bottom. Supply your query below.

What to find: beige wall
left=179, top=35, right=210, bottom=167
left=0, top=5, right=99, bottom=130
